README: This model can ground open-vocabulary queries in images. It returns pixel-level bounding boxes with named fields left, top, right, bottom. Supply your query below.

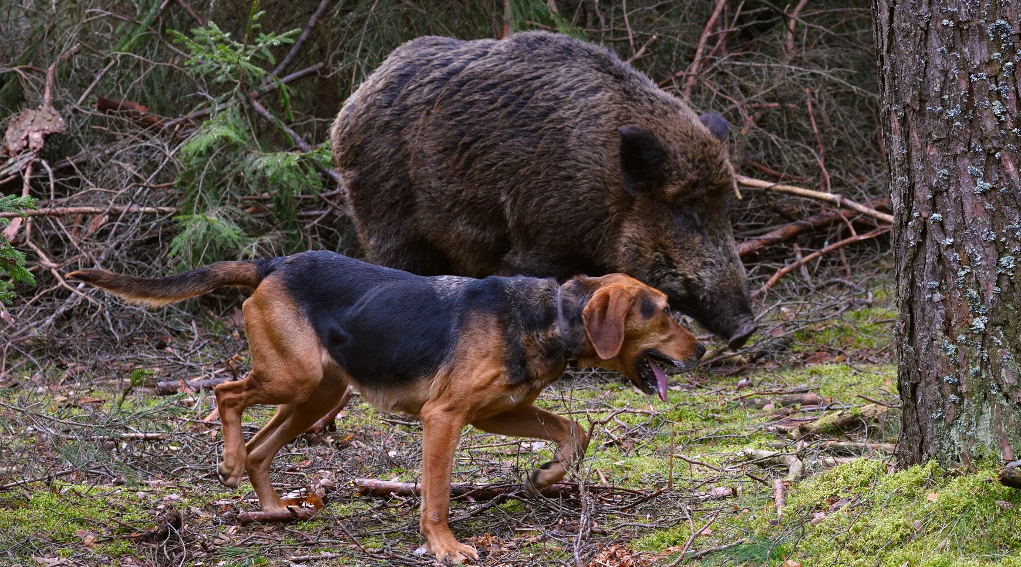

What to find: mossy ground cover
left=1, top=292, right=1017, bottom=566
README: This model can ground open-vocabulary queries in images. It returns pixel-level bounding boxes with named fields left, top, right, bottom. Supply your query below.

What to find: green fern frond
left=0, top=195, right=37, bottom=304
left=169, top=208, right=252, bottom=268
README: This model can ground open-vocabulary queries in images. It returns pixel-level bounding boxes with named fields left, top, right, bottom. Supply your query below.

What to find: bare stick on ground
left=736, top=175, right=894, bottom=224
left=753, top=227, right=891, bottom=298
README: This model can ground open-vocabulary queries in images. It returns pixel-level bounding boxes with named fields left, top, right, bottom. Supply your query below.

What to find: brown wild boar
left=330, top=31, right=756, bottom=348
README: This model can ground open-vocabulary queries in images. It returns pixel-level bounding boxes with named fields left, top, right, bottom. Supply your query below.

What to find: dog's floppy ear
left=582, top=285, right=635, bottom=360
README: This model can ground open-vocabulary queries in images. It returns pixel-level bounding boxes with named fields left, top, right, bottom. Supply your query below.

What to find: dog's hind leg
left=242, top=377, right=347, bottom=510
left=472, top=405, right=590, bottom=493
left=213, top=373, right=281, bottom=490
left=304, top=385, right=354, bottom=434
left=214, top=278, right=331, bottom=510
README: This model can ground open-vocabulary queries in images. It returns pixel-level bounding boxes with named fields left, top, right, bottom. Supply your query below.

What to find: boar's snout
left=660, top=275, right=757, bottom=350
left=727, top=321, right=758, bottom=349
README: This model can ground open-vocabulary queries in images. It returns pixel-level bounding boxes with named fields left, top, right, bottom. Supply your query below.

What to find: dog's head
left=571, top=273, right=705, bottom=401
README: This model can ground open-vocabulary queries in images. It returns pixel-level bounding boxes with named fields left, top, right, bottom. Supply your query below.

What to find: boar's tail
left=67, top=261, right=265, bottom=308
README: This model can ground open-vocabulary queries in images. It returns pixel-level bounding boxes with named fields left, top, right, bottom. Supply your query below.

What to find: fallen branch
left=353, top=478, right=688, bottom=503
left=818, top=440, right=896, bottom=454
left=116, top=432, right=168, bottom=440
left=0, top=468, right=78, bottom=491
left=0, top=205, right=178, bottom=218
left=999, top=460, right=1021, bottom=490
left=766, top=440, right=896, bottom=455
left=736, top=174, right=894, bottom=224
left=162, top=63, right=325, bottom=129
left=155, top=376, right=230, bottom=395
left=772, top=479, right=785, bottom=519
left=739, top=392, right=822, bottom=409
left=356, top=478, right=531, bottom=501
left=236, top=506, right=316, bottom=525
left=738, top=209, right=859, bottom=258
left=789, top=403, right=888, bottom=439
left=664, top=508, right=722, bottom=567
left=752, top=226, right=891, bottom=298
left=784, top=0, right=811, bottom=58
left=740, top=449, right=804, bottom=481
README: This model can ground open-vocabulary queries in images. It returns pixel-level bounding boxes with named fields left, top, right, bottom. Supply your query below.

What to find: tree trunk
left=874, top=0, right=1020, bottom=465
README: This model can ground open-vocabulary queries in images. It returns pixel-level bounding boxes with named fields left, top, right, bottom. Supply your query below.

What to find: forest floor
left=2, top=265, right=1019, bottom=567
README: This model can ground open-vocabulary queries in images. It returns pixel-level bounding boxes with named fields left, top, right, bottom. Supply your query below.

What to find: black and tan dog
left=69, top=251, right=704, bottom=563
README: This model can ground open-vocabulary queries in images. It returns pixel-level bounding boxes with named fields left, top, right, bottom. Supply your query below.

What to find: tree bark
left=875, top=0, right=1020, bottom=465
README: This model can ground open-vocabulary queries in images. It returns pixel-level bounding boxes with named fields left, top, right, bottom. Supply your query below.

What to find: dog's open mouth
left=636, top=351, right=690, bottom=402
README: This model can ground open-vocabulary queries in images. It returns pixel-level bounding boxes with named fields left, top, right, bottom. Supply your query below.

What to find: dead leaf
left=3, top=105, right=66, bottom=155
left=76, top=528, right=96, bottom=547
left=585, top=544, right=637, bottom=567
left=0, top=307, right=13, bottom=325
left=302, top=493, right=324, bottom=510
left=468, top=533, right=515, bottom=560
left=926, top=492, right=938, bottom=502
left=783, top=561, right=802, bottom=567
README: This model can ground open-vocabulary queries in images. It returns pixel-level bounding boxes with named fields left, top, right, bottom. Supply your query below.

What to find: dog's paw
left=523, top=459, right=566, bottom=494
left=303, top=417, right=337, bottom=435
left=217, top=462, right=244, bottom=488
left=417, top=540, right=479, bottom=564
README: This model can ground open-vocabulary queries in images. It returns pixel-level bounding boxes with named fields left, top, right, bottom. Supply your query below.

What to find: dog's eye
left=663, top=306, right=671, bottom=316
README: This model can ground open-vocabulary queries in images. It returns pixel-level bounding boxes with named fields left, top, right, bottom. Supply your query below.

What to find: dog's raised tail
left=67, top=261, right=265, bottom=308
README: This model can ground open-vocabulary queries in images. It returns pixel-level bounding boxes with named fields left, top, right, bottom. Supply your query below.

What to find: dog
left=69, top=251, right=704, bottom=564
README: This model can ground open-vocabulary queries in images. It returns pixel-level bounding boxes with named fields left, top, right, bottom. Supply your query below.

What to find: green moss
left=0, top=483, right=150, bottom=559
left=793, top=304, right=895, bottom=353
left=713, top=460, right=1021, bottom=567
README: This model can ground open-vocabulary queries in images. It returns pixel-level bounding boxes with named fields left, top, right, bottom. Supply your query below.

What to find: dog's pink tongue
left=649, top=355, right=669, bottom=402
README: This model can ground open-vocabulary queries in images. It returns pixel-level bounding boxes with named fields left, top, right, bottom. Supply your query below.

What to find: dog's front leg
left=419, top=404, right=478, bottom=564
left=472, top=405, right=590, bottom=493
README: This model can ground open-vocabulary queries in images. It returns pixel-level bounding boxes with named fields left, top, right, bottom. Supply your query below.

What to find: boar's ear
left=582, top=285, right=635, bottom=360
left=698, top=112, right=728, bottom=142
left=619, top=125, right=669, bottom=196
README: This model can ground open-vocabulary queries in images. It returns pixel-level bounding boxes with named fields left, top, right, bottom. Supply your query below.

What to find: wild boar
left=330, top=31, right=757, bottom=347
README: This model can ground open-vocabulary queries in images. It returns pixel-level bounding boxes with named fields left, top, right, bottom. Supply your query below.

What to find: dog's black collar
left=555, top=285, right=581, bottom=366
